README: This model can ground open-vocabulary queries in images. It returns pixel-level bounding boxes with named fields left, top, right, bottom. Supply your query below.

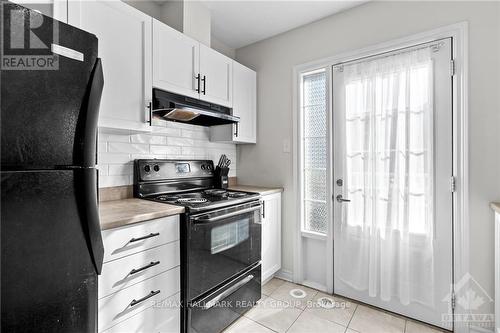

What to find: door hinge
left=450, top=176, right=456, bottom=193
left=451, top=291, right=456, bottom=310
left=450, top=59, right=456, bottom=76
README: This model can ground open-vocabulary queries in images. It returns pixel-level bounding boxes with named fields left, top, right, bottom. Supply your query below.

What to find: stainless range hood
left=151, top=89, right=239, bottom=126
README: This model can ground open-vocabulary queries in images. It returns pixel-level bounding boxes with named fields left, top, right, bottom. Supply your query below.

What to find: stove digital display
left=175, top=163, right=191, bottom=174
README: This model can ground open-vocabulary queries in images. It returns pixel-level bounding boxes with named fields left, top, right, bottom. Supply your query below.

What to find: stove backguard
left=134, top=159, right=216, bottom=198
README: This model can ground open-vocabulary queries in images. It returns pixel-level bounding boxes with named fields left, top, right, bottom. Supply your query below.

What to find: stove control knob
left=201, top=165, right=206, bottom=170
left=144, top=165, right=151, bottom=172
left=153, top=165, right=160, bottom=172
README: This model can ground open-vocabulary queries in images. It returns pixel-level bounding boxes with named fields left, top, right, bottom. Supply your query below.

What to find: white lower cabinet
left=99, top=216, right=180, bottom=333
left=261, top=192, right=282, bottom=282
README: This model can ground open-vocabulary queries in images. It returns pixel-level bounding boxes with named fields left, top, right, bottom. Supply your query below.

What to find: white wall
left=98, top=120, right=237, bottom=188
left=160, top=0, right=184, bottom=33
left=123, top=0, right=162, bottom=20
left=211, top=36, right=236, bottom=59
left=183, top=0, right=211, bottom=46
left=235, top=0, right=500, bottom=315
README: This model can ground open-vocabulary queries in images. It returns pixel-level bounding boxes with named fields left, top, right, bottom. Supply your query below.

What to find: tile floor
left=224, top=278, right=448, bottom=333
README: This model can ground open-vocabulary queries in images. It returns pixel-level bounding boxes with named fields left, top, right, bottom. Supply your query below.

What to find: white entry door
left=333, top=38, right=453, bottom=329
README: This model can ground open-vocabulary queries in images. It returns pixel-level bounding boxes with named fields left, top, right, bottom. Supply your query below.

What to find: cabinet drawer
left=98, top=267, right=180, bottom=332
left=103, top=293, right=180, bottom=333
left=102, top=216, right=179, bottom=263
left=99, top=241, right=180, bottom=299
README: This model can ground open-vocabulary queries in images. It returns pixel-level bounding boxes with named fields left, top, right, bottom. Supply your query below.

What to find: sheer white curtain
left=337, top=47, right=435, bottom=306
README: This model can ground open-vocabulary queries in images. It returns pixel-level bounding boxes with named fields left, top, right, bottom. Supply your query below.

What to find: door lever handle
left=336, top=195, right=351, bottom=203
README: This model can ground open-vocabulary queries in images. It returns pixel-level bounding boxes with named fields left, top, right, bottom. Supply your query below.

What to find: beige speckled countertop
left=99, top=199, right=184, bottom=230
left=228, top=185, right=283, bottom=196
left=491, top=202, right=500, bottom=214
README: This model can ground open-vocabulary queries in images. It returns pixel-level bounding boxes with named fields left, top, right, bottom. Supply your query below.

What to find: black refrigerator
left=1, top=2, right=105, bottom=332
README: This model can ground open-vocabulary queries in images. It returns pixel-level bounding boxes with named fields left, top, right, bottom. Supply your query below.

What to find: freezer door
left=1, top=168, right=103, bottom=332
left=1, top=2, right=102, bottom=169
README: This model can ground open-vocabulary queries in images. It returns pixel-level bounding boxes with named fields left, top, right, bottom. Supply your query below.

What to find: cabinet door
left=199, top=43, right=232, bottom=107
left=68, top=0, right=152, bottom=132
left=153, top=19, right=200, bottom=99
left=261, top=193, right=282, bottom=282
left=232, top=62, right=256, bottom=143
left=10, top=0, right=67, bottom=22
left=209, top=62, right=256, bottom=143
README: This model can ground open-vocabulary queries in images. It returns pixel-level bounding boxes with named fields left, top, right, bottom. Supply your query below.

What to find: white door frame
left=292, top=22, right=469, bottom=333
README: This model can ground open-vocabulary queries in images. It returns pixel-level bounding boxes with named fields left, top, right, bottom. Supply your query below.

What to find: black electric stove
left=134, top=159, right=262, bottom=333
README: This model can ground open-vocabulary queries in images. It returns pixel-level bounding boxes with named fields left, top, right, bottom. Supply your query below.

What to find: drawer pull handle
left=129, top=232, right=160, bottom=243
left=129, top=261, right=160, bottom=275
left=130, top=290, right=160, bottom=307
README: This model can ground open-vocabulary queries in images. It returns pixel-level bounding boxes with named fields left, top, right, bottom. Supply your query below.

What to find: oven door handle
left=193, top=205, right=261, bottom=223
left=202, top=274, right=254, bottom=310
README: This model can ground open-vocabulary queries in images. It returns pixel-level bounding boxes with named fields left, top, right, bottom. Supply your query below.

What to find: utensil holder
left=214, top=166, right=229, bottom=189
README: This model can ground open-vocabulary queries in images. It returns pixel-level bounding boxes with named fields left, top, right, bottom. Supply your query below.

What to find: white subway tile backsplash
left=98, top=153, right=131, bottom=164
left=99, top=175, right=131, bottom=187
left=130, top=134, right=166, bottom=145
left=108, top=164, right=133, bottom=176
left=98, top=142, right=107, bottom=153
left=108, top=142, right=149, bottom=154
left=166, top=137, right=195, bottom=146
left=182, top=146, right=208, bottom=157
left=181, top=129, right=209, bottom=140
left=98, top=165, right=108, bottom=176
left=150, top=145, right=182, bottom=155
left=151, top=126, right=182, bottom=137
left=98, top=124, right=237, bottom=188
left=98, top=133, right=130, bottom=143
left=130, top=153, right=166, bottom=160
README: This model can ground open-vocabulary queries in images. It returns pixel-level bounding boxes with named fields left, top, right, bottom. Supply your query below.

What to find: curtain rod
left=333, top=37, right=450, bottom=70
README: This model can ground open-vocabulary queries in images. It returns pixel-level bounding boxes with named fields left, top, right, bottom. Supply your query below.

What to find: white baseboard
left=274, top=269, right=293, bottom=282
left=470, top=325, right=494, bottom=333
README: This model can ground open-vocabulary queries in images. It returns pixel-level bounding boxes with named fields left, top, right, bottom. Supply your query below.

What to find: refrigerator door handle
left=81, top=169, right=105, bottom=274
left=78, top=58, right=105, bottom=274
left=78, top=58, right=104, bottom=167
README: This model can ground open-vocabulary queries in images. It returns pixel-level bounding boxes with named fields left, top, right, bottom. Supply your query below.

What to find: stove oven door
left=187, top=201, right=261, bottom=300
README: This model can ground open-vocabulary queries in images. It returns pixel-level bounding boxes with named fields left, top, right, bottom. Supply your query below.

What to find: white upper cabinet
left=68, top=0, right=152, bottom=132
left=232, top=62, right=256, bottom=143
left=152, top=23, right=233, bottom=108
left=199, top=44, right=233, bottom=107
left=153, top=19, right=200, bottom=100
left=210, top=62, right=256, bottom=143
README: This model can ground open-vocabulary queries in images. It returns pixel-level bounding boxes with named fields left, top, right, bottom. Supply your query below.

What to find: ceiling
left=201, top=0, right=367, bottom=49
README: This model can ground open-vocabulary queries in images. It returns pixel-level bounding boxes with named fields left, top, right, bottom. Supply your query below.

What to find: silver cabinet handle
left=194, top=205, right=261, bottom=223
left=336, top=195, right=351, bottom=203
left=129, top=232, right=160, bottom=243
left=130, top=290, right=160, bottom=307
left=129, top=261, right=160, bottom=275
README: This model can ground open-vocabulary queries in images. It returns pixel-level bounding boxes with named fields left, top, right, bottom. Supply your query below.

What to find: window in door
left=300, top=69, right=328, bottom=234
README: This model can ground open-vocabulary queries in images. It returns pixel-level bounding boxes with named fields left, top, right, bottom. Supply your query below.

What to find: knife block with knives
left=215, top=154, right=231, bottom=189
